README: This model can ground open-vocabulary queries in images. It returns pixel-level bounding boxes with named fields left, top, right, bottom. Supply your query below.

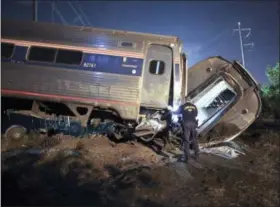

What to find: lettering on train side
left=121, top=64, right=138, bottom=68
left=83, top=62, right=96, bottom=68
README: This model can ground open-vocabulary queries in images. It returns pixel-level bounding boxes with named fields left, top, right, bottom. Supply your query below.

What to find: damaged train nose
left=186, top=56, right=262, bottom=146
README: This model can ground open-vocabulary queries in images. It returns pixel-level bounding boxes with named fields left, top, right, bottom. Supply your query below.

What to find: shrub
left=261, top=62, right=280, bottom=119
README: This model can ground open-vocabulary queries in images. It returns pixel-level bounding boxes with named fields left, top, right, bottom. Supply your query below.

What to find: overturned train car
left=1, top=20, right=262, bottom=147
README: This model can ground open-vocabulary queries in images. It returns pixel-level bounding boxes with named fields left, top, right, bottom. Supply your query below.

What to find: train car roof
left=1, top=19, right=182, bottom=47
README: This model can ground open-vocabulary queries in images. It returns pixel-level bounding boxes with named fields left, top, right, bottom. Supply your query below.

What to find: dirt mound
left=1, top=127, right=279, bottom=206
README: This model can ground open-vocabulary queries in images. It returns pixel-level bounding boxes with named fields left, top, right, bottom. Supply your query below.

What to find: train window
left=1, top=43, right=15, bottom=59
left=149, top=60, right=165, bottom=75
left=56, top=49, right=83, bottom=65
left=119, top=41, right=135, bottom=48
left=28, top=46, right=57, bottom=62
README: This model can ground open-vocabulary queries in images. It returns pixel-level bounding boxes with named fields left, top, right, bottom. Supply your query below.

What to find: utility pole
left=233, top=22, right=254, bottom=68
left=33, top=0, right=38, bottom=22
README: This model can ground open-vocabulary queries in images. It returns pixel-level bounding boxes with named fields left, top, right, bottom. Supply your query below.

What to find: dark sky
left=2, top=0, right=279, bottom=84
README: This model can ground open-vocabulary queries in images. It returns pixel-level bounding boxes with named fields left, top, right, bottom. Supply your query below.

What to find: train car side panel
left=1, top=43, right=142, bottom=120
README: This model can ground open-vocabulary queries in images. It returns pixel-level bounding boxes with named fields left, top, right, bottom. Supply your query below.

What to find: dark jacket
left=176, top=102, right=198, bottom=122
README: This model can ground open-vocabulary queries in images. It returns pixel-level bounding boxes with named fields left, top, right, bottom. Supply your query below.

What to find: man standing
left=178, top=102, right=199, bottom=163
left=164, top=102, right=199, bottom=163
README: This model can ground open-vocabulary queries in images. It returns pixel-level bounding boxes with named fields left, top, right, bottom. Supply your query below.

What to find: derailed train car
left=1, top=20, right=262, bottom=150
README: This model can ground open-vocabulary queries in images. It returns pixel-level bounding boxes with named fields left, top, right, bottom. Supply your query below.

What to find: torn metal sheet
left=199, top=141, right=247, bottom=159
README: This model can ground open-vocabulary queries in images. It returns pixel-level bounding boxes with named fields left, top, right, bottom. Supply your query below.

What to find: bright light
left=173, top=104, right=180, bottom=112
left=168, top=104, right=180, bottom=112
left=171, top=114, right=179, bottom=123
left=167, top=105, right=173, bottom=111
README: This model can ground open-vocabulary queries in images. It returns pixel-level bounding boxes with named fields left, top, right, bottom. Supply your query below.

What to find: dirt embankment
left=1, top=126, right=279, bottom=207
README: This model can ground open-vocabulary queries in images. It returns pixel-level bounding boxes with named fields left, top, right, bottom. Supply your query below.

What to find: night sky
left=2, top=0, right=279, bottom=84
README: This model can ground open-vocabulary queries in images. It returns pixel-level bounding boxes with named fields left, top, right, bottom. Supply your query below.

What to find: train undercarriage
left=1, top=97, right=183, bottom=157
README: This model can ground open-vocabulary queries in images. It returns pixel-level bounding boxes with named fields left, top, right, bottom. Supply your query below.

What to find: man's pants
left=182, top=121, right=199, bottom=162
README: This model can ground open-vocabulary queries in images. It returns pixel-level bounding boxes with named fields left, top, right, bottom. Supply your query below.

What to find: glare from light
left=168, top=104, right=180, bottom=112
left=173, top=104, right=180, bottom=112
left=171, top=114, right=179, bottom=123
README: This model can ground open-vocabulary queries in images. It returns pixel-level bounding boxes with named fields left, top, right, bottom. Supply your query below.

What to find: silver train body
left=1, top=20, right=262, bottom=144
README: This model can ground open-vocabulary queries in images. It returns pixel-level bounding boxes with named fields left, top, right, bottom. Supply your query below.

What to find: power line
left=198, top=25, right=233, bottom=53
left=187, top=25, right=234, bottom=57
left=52, top=2, right=69, bottom=26
left=233, top=22, right=254, bottom=68
left=30, top=1, right=68, bottom=25
left=68, top=1, right=85, bottom=26
left=75, top=2, right=93, bottom=26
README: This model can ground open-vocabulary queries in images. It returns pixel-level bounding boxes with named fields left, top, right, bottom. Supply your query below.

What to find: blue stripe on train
left=4, top=46, right=143, bottom=76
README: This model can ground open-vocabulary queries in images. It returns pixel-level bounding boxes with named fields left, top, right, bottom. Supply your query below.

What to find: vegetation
left=260, top=62, right=280, bottom=119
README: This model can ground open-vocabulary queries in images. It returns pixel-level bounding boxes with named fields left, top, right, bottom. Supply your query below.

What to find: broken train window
left=149, top=60, right=165, bottom=75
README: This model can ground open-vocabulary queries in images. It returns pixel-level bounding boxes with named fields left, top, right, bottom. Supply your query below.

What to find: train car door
left=140, top=44, right=173, bottom=108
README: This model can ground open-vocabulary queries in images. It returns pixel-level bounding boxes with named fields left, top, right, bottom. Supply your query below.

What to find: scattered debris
left=200, top=141, right=247, bottom=159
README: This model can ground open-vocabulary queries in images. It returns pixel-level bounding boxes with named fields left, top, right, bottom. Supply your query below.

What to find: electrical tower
left=233, top=22, right=254, bottom=68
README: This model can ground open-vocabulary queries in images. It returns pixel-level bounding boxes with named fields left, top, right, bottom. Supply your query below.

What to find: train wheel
left=4, top=125, right=27, bottom=141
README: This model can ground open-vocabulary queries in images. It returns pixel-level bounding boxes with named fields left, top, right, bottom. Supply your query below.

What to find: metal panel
left=2, top=63, right=140, bottom=102
left=2, top=20, right=144, bottom=54
left=1, top=63, right=141, bottom=120
left=140, top=44, right=173, bottom=108
left=2, top=20, right=180, bottom=53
